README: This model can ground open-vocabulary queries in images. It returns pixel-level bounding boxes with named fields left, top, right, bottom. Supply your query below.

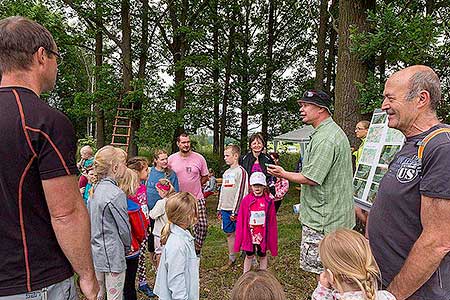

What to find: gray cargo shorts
left=300, top=225, right=324, bottom=274
left=0, top=277, right=77, bottom=300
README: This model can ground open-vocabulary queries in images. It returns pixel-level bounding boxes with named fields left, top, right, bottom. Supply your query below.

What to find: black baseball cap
left=298, top=90, right=333, bottom=114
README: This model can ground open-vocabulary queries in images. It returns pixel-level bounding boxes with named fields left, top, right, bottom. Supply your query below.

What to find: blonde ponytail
left=160, top=221, right=171, bottom=245
left=319, top=229, right=381, bottom=300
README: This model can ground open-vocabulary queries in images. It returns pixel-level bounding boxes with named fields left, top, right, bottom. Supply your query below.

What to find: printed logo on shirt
left=186, top=166, right=192, bottom=174
left=223, top=172, right=236, bottom=188
left=395, top=155, right=421, bottom=183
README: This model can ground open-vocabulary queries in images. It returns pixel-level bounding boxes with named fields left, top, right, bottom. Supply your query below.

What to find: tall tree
left=334, top=0, right=375, bottom=145
left=94, top=0, right=105, bottom=149
left=314, top=0, right=329, bottom=90
left=261, top=0, right=276, bottom=137
left=220, top=4, right=238, bottom=159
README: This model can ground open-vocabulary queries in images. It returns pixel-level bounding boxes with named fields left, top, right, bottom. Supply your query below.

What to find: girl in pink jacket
left=234, top=172, right=278, bottom=274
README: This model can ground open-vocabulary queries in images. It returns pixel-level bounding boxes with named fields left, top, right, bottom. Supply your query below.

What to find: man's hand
left=267, top=165, right=285, bottom=178
left=79, top=274, right=99, bottom=300
left=230, top=215, right=236, bottom=222
left=217, top=211, right=221, bottom=220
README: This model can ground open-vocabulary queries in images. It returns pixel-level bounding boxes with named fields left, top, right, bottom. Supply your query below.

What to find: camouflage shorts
left=300, top=225, right=324, bottom=274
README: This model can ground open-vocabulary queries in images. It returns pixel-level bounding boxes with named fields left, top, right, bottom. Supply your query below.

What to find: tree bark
left=94, top=1, right=105, bottom=149
left=261, top=0, right=275, bottom=137
left=220, top=5, right=237, bottom=160
left=334, top=0, right=374, bottom=146
left=170, top=0, right=188, bottom=153
left=212, top=0, right=220, bottom=155
left=129, top=0, right=149, bottom=157
left=239, top=2, right=251, bottom=153
left=325, top=0, right=338, bottom=94
left=121, top=0, right=132, bottom=92
left=314, top=0, right=329, bottom=90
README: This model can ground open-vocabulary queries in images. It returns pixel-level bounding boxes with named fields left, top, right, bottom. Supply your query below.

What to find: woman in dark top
left=240, top=132, right=277, bottom=195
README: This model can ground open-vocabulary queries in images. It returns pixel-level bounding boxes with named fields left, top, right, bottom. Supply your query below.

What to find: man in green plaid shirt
left=268, top=90, right=355, bottom=275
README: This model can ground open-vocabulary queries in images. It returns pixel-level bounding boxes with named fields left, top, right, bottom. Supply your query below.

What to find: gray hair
left=405, top=69, right=441, bottom=110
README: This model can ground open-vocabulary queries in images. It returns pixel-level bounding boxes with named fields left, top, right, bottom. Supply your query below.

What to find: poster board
left=353, top=109, right=405, bottom=210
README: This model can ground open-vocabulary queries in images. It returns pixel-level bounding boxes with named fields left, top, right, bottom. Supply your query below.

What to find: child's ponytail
left=319, top=229, right=381, bottom=300
left=160, top=221, right=171, bottom=245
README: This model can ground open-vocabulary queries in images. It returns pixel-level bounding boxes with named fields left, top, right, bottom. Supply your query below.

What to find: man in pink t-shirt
left=168, top=133, right=209, bottom=253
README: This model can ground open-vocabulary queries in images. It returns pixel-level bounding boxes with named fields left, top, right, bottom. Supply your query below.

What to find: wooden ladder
left=111, top=102, right=134, bottom=154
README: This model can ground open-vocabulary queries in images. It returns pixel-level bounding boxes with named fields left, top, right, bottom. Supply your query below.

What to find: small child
left=89, top=145, right=131, bottom=300
left=82, top=167, right=95, bottom=205
left=154, top=192, right=199, bottom=300
left=149, top=178, right=176, bottom=268
left=78, top=145, right=95, bottom=193
left=312, top=228, right=396, bottom=300
left=126, top=156, right=155, bottom=297
left=203, top=168, right=217, bottom=198
left=118, top=168, right=150, bottom=300
left=231, top=270, right=286, bottom=300
left=234, top=172, right=278, bottom=274
left=217, top=145, right=249, bottom=270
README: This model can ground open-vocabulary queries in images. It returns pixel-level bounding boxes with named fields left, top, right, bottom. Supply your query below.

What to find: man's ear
left=417, top=90, right=431, bottom=109
left=35, top=46, right=47, bottom=66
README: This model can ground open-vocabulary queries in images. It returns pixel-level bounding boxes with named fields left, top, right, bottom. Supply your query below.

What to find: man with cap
left=268, top=90, right=354, bottom=276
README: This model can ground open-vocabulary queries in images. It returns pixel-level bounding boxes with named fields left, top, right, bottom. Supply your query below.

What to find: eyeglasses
left=45, top=48, right=63, bottom=64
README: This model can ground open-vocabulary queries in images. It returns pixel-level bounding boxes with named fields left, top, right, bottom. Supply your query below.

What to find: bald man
left=368, top=66, right=450, bottom=300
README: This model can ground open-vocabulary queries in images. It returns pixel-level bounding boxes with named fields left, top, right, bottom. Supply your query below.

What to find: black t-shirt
left=368, top=124, right=450, bottom=300
left=0, top=87, right=78, bottom=295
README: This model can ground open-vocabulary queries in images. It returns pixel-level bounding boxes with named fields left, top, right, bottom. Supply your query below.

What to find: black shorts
left=245, top=244, right=266, bottom=257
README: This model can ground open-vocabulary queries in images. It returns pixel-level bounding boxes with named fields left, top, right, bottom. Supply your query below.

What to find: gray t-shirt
left=369, top=124, right=450, bottom=300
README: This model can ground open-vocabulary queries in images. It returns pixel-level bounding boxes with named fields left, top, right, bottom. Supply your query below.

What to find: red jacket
left=234, top=192, right=278, bottom=256
left=127, top=199, right=149, bottom=256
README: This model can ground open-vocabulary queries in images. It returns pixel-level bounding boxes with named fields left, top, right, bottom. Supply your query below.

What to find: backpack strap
left=417, top=128, right=450, bottom=160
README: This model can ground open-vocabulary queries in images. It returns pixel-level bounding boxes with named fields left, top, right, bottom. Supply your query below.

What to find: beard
left=180, top=147, right=191, bottom=153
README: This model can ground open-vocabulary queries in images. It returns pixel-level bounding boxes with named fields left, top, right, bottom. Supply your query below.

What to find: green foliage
left=350, top=3, right=439, bottom=66
left=355, top=72, right=383, bottom=114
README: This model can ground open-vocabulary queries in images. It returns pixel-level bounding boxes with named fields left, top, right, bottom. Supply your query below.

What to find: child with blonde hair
left=126, top=156, right=155, bottom=297
left=118, top=168, right=149, bottom=300
left=149, top=178, right=176, bottom=268
left=312, top=229, right=396, bottom=300
left=89, top=145, right=131, bottom=300
left=231, top=270, right=286, bottom=300
left=154, top=192, right=199, bottom=300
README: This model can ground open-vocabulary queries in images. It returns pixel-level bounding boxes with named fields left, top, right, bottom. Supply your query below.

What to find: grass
left=140, top=187, right=316, bottom=300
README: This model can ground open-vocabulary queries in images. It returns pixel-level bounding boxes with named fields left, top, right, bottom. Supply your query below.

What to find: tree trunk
left=262, top=0, right=275, bottom=137
left=129, top=0, right=149, bottom=157
left=220, top=6, right=237, bottom=160
left=240, top=3, right=251, bottom=153
left=212, top=0, right=220, bottom=155
left=314, top=0, right=329, bottom=90
left=334, top=0, right=374, bottom=146
left=94, top=1, right=105, bottom=149
left=170, top=0, right=188, bottom=153
left=325, top=0, right=338, bottom=94
left=121, top=0, right=132, bottom=93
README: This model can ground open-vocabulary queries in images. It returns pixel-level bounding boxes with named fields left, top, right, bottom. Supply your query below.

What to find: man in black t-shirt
left=368, top=65, right=450, bottom=300
left=0, top=17, right=98, bottom=299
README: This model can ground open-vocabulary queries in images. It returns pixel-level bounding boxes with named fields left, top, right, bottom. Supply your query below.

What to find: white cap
left=250, top=172, right=267, bottom=186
